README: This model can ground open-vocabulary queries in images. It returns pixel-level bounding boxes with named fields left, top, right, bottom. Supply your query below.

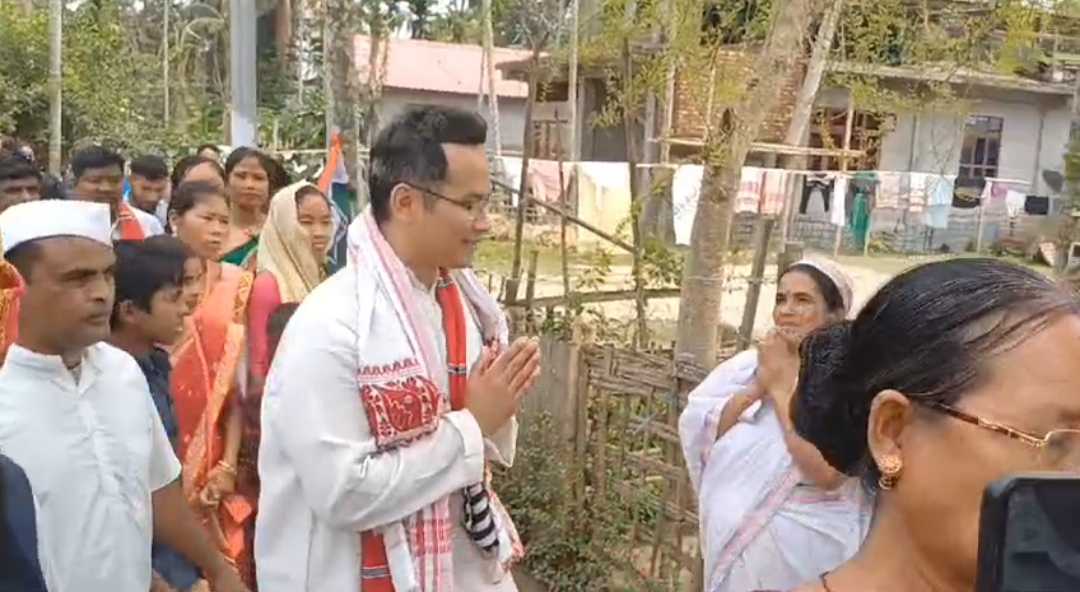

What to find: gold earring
left=877, top=456, right=903, bottom=490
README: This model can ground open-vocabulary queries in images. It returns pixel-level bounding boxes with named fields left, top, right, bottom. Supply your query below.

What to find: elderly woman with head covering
left=678, top=257, right=872, bottom=592
left=237, top=180, right=332, bottom=584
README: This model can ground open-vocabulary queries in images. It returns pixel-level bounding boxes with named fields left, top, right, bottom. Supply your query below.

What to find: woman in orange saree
left=167, top=179, right=255, bottom=588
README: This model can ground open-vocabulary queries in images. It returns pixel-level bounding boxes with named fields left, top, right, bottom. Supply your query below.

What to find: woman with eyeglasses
left=755, top=258, right=1080, bottom=592
left=679, top=258, right=872, bottom=592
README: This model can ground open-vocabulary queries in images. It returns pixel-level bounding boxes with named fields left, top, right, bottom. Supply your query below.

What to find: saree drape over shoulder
left=0, top=260, right=23, bottom=365
left=171, top=262, right=253, bottom=567
left=678, top=351, right=871, bottom=592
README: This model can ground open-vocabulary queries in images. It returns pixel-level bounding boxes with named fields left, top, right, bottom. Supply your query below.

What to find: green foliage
left=495, top=411, right=676, bottom=592
left=0, top=2, right=160, bottom=152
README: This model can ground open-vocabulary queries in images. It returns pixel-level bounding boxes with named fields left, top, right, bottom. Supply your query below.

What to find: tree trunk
left=326, top=0, right=359, bottom=189
left=783, top=0, right=843, bottom=169
left=47, top=0, right=62, bottom=174
left=673, top=0, right=817, bottom=367
left=778, top=0, right=843, bottom=239
left=481, top=0, right=501, bottom=154
left=275, top=0, right=293, bottom=60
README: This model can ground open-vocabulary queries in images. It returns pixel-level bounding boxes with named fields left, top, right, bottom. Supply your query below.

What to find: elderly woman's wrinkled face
left=871, top=315, right=1080, bottom=587
left=773, top=270, right=832, bottom=338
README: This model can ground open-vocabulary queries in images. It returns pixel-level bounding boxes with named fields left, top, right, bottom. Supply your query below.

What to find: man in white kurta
left=256, top=266, right=522, bottom=591
left=0, top=200, right=177, bottom=591
left=256, top=105, right=538, bottom=592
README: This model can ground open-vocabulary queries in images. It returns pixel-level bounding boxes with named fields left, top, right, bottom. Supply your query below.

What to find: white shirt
left=255, top=266, right=518, bottom=592
left=0, top=343, right=181, bottom=592
left=111, top=206, right=165, bottom=240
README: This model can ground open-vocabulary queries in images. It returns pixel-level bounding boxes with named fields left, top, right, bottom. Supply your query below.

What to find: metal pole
left=230, top=0, right=258, bottom=146
left=47, top=0, right=62, bottom=175
left=163, top=0, right=170, bottom=129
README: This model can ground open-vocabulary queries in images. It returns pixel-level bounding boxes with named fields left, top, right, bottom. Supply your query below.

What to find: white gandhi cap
left=0, top=199, right=113, bottom=256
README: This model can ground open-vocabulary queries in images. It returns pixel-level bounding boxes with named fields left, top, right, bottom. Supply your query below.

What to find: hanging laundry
left=736, top=167, right=765, bottom=213
left=850, top=171, right=878, bottom=211
left=875, top=172, right=903, bottom=209
left=801, top=174, right=833, bottom=215
left=1005, top=190, right=1025, bottom=217
left=852, top=192, right=870, bottom=250
left=830, top=175, right=848, bottom=227
left=576, top=162, right=633, bottom=247
left=531, top=159, right=571, bottom=204
left=760, top=170, right=788, bottom=216
left=920, top=174, right=954, bottom=230
left=673, top=165, right=704, bottom=246
left=926, top=174, right=955, bottom=207
left=1024, top=195, right=1050, bottom=216
left=905, top=173, right=928, bottom=214
left=500, top=156, right=524, bottom=205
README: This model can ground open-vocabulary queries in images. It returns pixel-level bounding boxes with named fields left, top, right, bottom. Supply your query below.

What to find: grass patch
left=474, top=239, right=634, bottom=275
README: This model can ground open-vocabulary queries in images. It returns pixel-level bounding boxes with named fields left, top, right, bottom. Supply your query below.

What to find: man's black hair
left=368, top=105, right=488, bottom=223
left=70, top=145, right=125, bottom=180
left=0, top=154, right=40, bottom=184
left=129, top=154, right=169, bottom=181
left=110, top=236, right=193, bottom=331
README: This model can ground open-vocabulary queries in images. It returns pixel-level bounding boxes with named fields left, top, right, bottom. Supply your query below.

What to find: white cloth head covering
left=0, top=200, right=112, bottom=255
left=786, top=257, right=854, bottom=315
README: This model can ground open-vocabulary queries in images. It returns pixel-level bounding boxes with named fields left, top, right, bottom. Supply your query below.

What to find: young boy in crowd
left=108, top=236, right=203, bottom=592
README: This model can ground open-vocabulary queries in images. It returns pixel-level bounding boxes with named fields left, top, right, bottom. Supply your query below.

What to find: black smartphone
left=975, top=473, right=1080, bottom=592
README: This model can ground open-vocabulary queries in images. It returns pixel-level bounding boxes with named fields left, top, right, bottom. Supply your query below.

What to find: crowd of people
left=0, top=104, right=539, bottom=592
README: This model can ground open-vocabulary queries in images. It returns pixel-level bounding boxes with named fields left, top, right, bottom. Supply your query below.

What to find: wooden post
left=738, top=217, right=775, bottom=349
left=832, top=97, right=855, bottom=256
left=523, top=250, right=540, bottom=333
left=975, top=200, right=986, bottom=254
left=777, top=241, right=804, bottom=278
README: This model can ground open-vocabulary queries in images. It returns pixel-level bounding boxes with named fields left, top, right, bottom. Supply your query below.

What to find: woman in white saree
left=679, top=258, right=872, bottom=592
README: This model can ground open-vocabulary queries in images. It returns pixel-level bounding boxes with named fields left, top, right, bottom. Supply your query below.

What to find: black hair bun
left=791, top=320, right=871, bottom=475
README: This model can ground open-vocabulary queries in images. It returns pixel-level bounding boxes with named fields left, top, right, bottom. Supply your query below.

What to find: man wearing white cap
left=0, top=200, right=248, bottom=592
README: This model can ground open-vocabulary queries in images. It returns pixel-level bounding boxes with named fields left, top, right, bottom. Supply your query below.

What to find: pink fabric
left=247, top=272, right=283, bottom=400
left=760, top=170, right=787, bottom=216
left=736, top=167, right=766, bottom=213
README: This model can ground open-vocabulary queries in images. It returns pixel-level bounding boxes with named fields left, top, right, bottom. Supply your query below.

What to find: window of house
left=958, top=115, right=1003, bottom=179
left=807, top=108, right=884, bottom=171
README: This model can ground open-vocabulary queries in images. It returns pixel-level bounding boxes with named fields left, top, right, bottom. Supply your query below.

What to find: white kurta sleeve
left=148, top=388, right=181, bottom=491
left=267, top=321, right=487, bottom=532
left=484, top=416, right=517, bottom=467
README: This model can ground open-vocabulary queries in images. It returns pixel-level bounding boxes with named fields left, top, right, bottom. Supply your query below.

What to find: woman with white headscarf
left=679, top=258, right=872, bottom=592
left=238, top=180, right=333, bottom=586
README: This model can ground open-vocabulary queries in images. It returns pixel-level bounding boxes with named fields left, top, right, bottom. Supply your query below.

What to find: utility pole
left=568, top=0, right=579, bottom=162
left=229, top=0, right=258, bottom=146
left=163, top=0, right=171, bottom=129
left=47, top=0, right=62, bottom=175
